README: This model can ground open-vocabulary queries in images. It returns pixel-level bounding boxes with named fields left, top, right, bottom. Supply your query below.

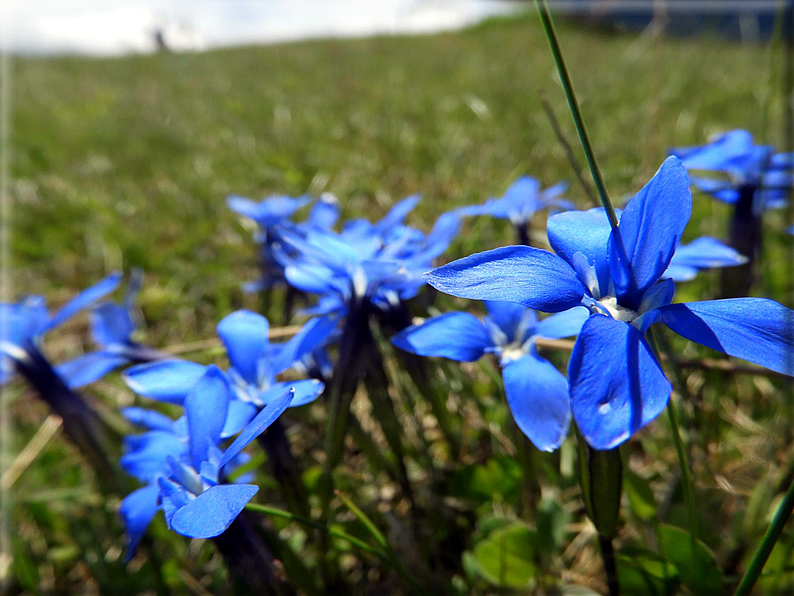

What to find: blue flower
left=279, top=195, right=460, bottom=317
left=119, top=366, right=293, bottom=552
left=0, top=273, right=122, bottom=385
left=55, top=271, right=165, bottom=389
left=458, top=176, right=572, bottom=226
left=392, top=302, right=588, bottom=451
left=670, top=130, right=793, bottom=211
left=664, top=236, right=747, bottom=282
left=124, top=311, right=332, bottom=411
left=425, top=157, right=794, bottom=450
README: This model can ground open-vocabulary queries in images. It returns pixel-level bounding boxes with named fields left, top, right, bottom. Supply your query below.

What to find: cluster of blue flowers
left=119, top=309, right=336, bottom=549
left=421, top=156, right=794, bottom=450
left=5, top=128, right=793, bottom=573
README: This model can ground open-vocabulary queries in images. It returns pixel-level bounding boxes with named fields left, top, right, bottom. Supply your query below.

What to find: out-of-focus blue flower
left=458, top=176, right=572, bottom=226
left=664, top=237, right=747, bottom=282
left=392, top=302, right=587, bottom=451
left=55, top=271, right=165, bottom=389
left=228, top=194, right=312, bottom=231
left=670, top=130, right=793, bottom=211
left=119, top=366, right=293, bottom=553
left=426, top=157, right=794, bottom=450
left=229, top=193, right=343, bottom=293
left=0, top=273, right=122, bottom=385
left=279, top=195, right=460, bottom=317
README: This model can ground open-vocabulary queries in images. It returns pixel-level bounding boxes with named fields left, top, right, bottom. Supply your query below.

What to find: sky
left=3, top=0, right=524, bottom=56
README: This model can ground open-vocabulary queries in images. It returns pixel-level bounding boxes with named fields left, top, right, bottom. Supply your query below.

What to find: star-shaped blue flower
left=1, top=273, right=122, bottom=385
left=119, top=366, right=293, bottom=554
left=392, top=302, right=588, bottom=451
left=670, top=129, right=793, bottom=211
left=458, top=176, right=572, bottom=226
left=426, top=157, right=794, bottom=450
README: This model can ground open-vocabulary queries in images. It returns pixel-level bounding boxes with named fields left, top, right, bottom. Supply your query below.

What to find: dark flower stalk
left=14, top=344, right=124, bottom=491
left=721, top=183, right=762, bottom=297
left=213, top=512, right=296, bottom=596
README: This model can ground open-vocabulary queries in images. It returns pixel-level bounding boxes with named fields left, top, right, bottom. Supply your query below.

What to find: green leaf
left=536, top=495, right=570, bottom=554
left=657, top=524, right=724, bottom=594
left=616, top=548, right=679, bottom=596
left=472, top=521, right=537, bottom=588
left=624, top=469, right=657, bottom=521
left=448, top=456, right=522, bottom=506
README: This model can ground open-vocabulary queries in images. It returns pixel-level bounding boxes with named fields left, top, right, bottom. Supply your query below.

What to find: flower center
left=596, top=296, right=639, bottom=323
left=499, top=342, right=527, bottom=363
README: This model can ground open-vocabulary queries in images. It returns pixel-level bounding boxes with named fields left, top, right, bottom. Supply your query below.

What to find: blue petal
left=569, top=315, right=672, bottom=450
left=185, top=366, right=231, bottom=468
left=425, top=246, right=585, bottom=312
left=267, top=379, right=325, bottom=407
left=663, top=264, right=699, bottom=282
left=124, top=360, right=208, bottom=404
left=502, top=353, right=571, bottom=452
left=91, top=303, right=135, bottom=347
left=609, top=157, right=691, bottom=307
left=484, top=301, right=534, bottom=342
left=546, top=208, right=617, bottom=294
left=271, top=315, right=338, bottom=375
left=374, top=194, right=421, bottom=233
left=56, top=352, right=129, bottom=388
left=284, top=262, right=338, bottom=295
left=45, top=272, right=122, bottom=331
left=535, top=306, right=590, bottom=339
left=119, top=484, right=160, bottom=560
left=220, top=401, right=258, bottom=438
left=392, top=311, right=491, bottom=362
left=171, top=484, right=259, bottom=539
left=307, top=194, right=341, bottom=230
left=121, top=407, right=175, bottom=431
left=667, top=237, right=747, bottom=272
left=219, top=389, right=293, bottom=469
left=217, top=310, right=269, bottom=386
left=658, top=298, right=794, bottom=375
left=121, top=431, right=185, bottom=482
left=421, top=211, right=461, bottom=260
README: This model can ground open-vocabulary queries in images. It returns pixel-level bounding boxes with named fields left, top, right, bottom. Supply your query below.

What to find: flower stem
left=666, top=402, right=698, bottom=545
left=734, top=478, right=794, bottom=596
left=244, top=502, right=424, bottom=592
left=532, top=0, right=619, bottom=230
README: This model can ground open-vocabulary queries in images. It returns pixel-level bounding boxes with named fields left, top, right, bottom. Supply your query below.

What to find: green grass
left=7, top=11, right=794, bottom=594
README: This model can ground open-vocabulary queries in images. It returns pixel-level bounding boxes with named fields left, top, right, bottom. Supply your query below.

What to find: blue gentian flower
left=392, top=302, right=588, bottom=451
left=55, top=271, right=165, bottom=389
left=279, top=195, right=460, bottom=317
left=425, top=157, right=794, bottom=450
left=124, top=311, right=332, bottom=415
left=670, top=130, right=793, bottom=211
left=458, top=176, right=572, bottom=226
left=664, top=236, right=747, bottom=282
left=119, top=365, right=293, bottom=551
left=1, top=273, right=122, bottom=385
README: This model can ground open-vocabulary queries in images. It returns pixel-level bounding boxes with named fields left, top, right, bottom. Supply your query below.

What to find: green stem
left=533, top=0, right=619, bottom=230
left=245, top=503, right=381, bottom=558
left=665, top=397, right=701, bottom=585
left=244, top=503, right=424, bottom=592
left=649, top=330, right=699, bottom=548
left=734, top=478, right=794, bottom=596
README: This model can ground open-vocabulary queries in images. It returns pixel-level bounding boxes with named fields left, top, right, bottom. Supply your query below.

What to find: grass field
left=7, top=11, right=794, bottom=594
